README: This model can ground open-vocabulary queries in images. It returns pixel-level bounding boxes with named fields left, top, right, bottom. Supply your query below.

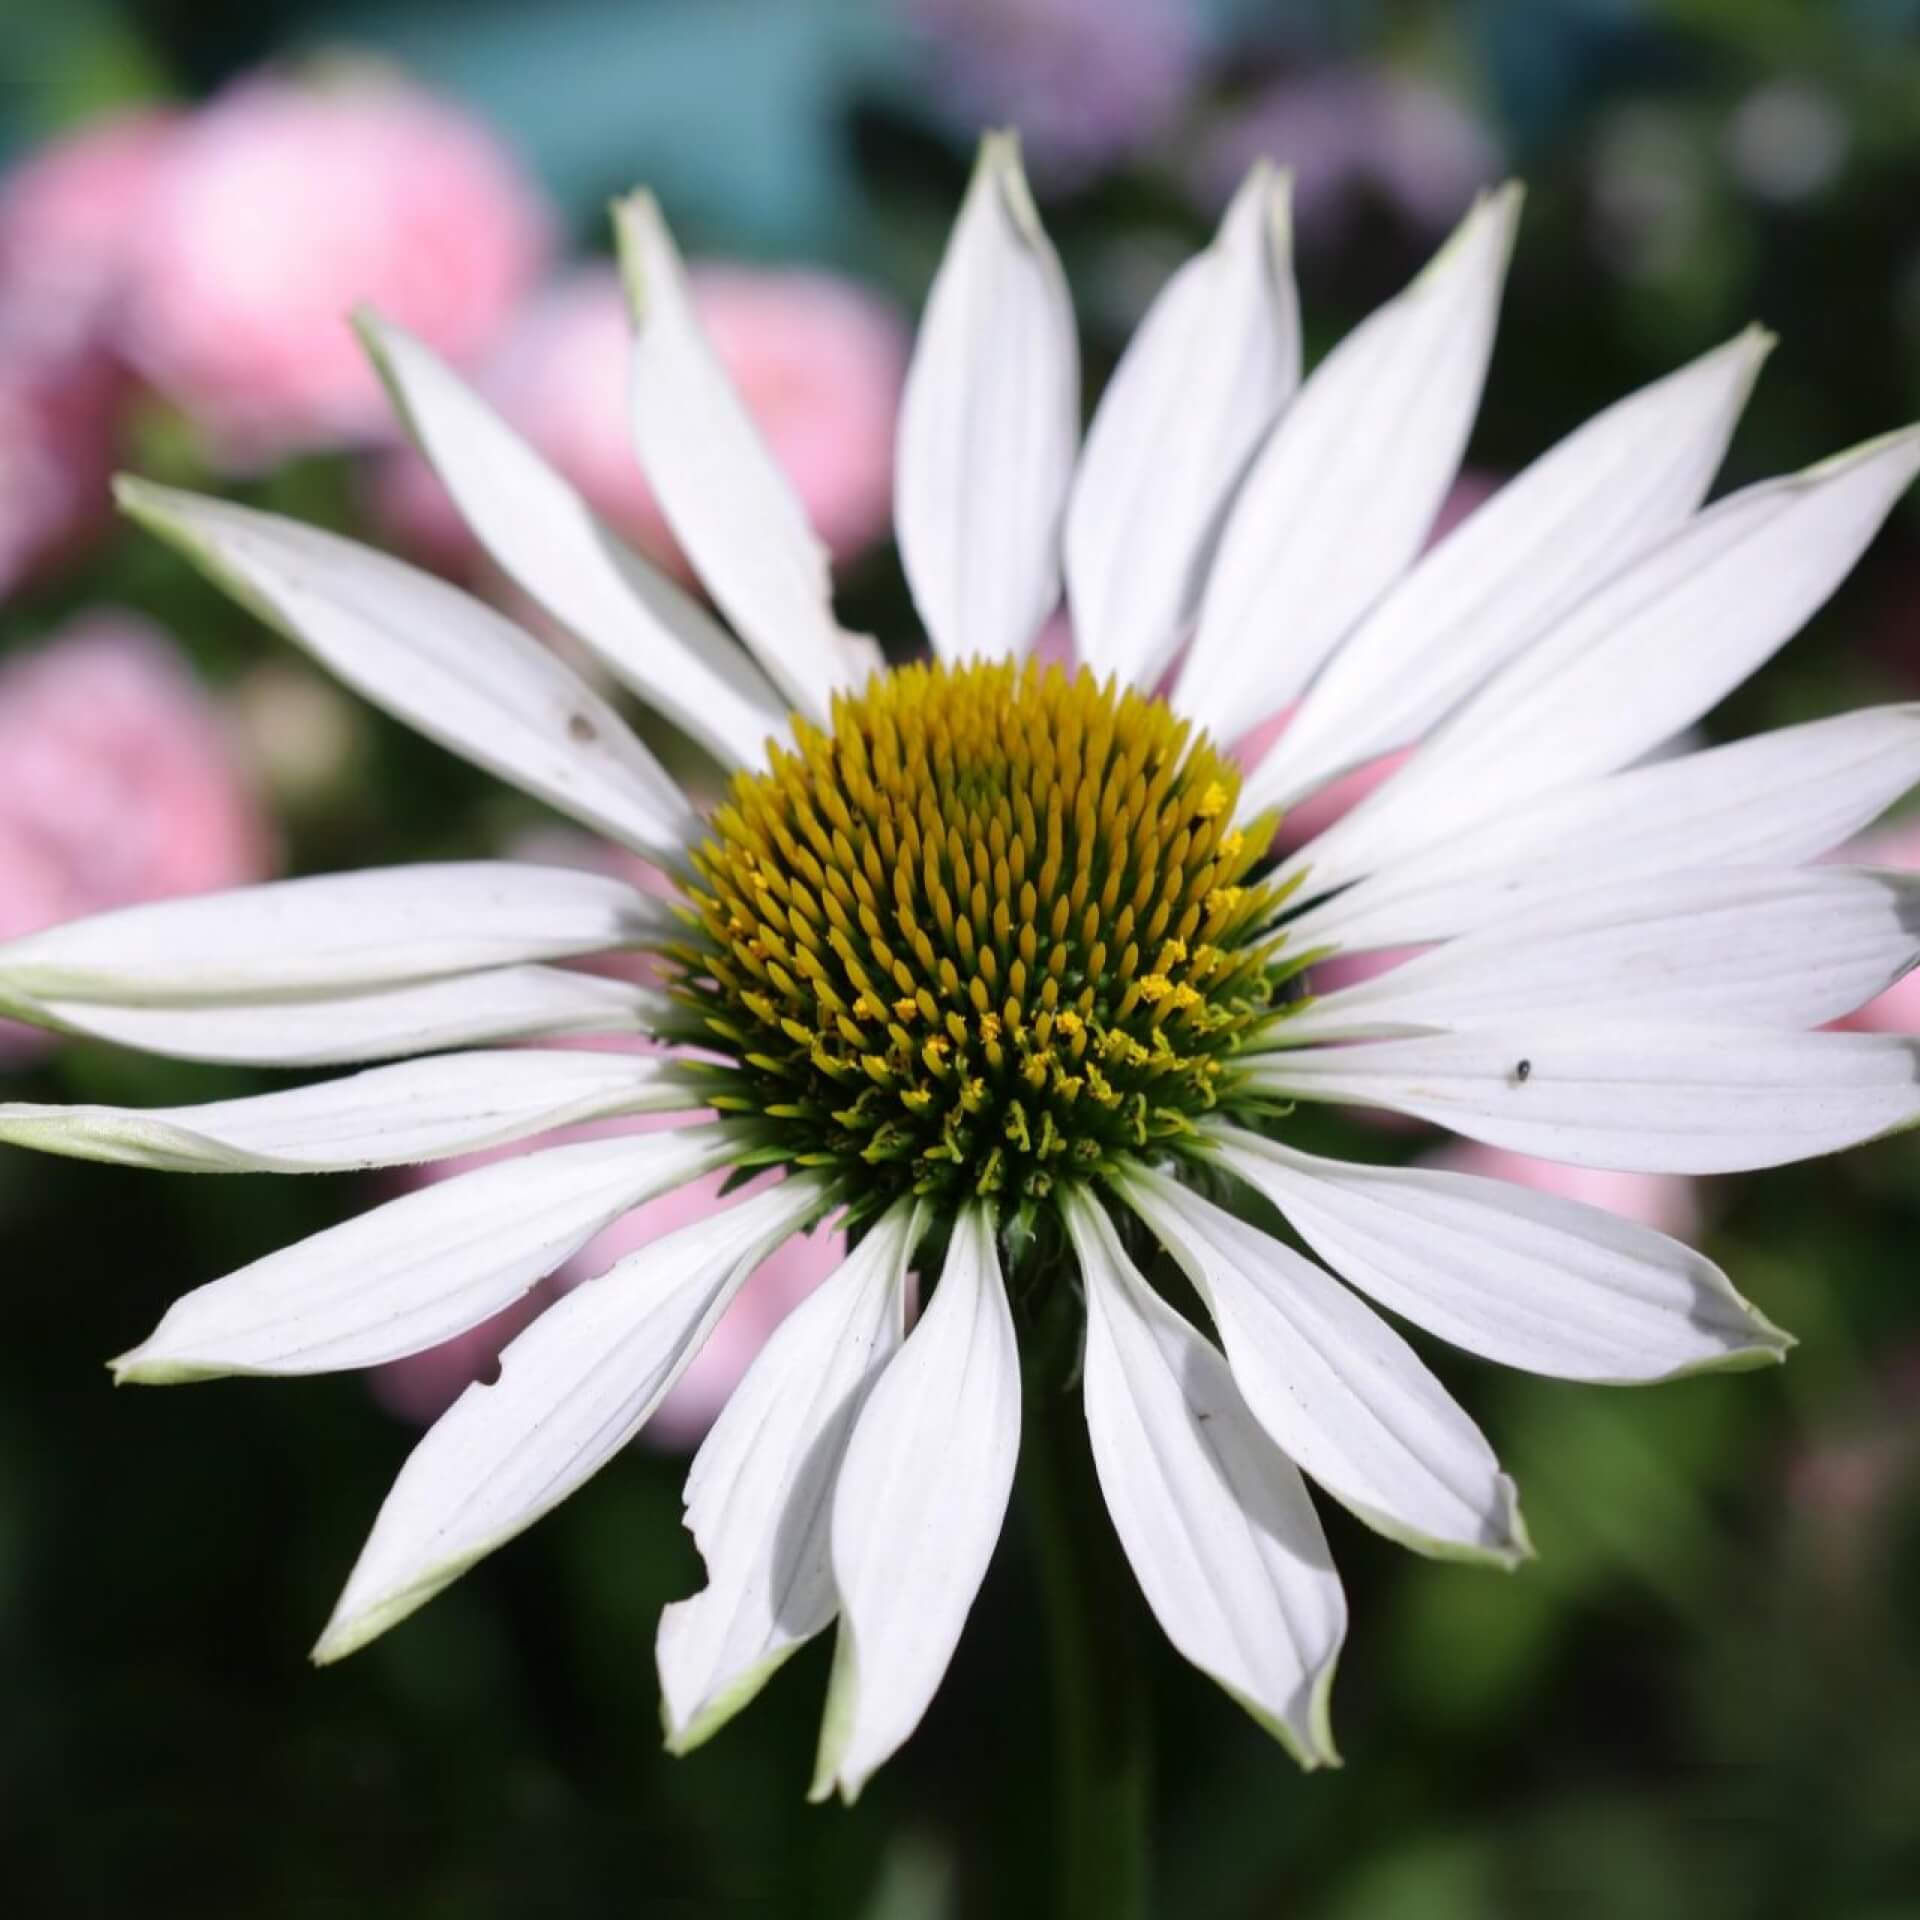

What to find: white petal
left=1283, top=425, right=1920, bottom=897
left=117, top=480, right=698, bottom=861
left=1247, top=326, right=1772, bottom=812
left=1244, top=1024, right=1920, bottom=1174
left=1200, top=1124, right=1790, bottom=1382
left=358, top=312, right=788, bottom=772
left=1283, top=866, right=1920, bottom=1042
left=657, top=1200, right=921, bottom=1753
left=313, top=1173, right=828, bottom=1663
left=1061, top=1188, right=1345, bottom=1765
left=1175, top=186, right=1522, bottom=742
left=894, top=132, right=1080, bottom=663
left=1065, top=163, right=1299, bottom=690
left=1114, top=1164, right=1528, bottom=1567
left=1290, top=704, right=1920, bottom=955
left=0, top=862, right=666, bottom=1006
left=814, top=1203, right=1020, bottom=1803
left=0, top=1049, right=697, bottom=1174
left=115, top=1126, right=739, bottom=1384
left=613, top=194, right=876, bottom=718
left=10, top=966, right=663, bottom=1068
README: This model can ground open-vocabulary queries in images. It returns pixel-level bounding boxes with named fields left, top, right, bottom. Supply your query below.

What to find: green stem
left=1021, top=1363, right=1152, bottom=1920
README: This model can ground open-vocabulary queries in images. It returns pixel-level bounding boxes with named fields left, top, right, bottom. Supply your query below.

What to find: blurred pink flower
left=0, top=612, right=276, bottom=1060
left=1425, top=1139, right=1705, bottom=1241
left=371, top=262, right=907, bottom=581
left=0, top=109, right=178, bottom=349
left=370, top=1114, right=847, bottom=1445
left=0, top=323, right=124, bottom=597
left=909, top=0, right=1200, bottom=189
left=0, top=111, right=181, bottom=593
left=120, top=73, right=551, bottom=463
left=1836, top=817, right=1920, bottom=1032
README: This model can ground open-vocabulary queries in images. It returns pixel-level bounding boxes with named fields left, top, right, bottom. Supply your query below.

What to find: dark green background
left=4, top=2, right=1920, bottom=1913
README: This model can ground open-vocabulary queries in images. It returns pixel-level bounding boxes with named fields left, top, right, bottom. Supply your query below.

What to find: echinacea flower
left=6, top=136, right=1920, bottom=1801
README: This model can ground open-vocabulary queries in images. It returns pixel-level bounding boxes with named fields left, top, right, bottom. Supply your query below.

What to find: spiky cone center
left=667, top=659, right=1300, bottom=1237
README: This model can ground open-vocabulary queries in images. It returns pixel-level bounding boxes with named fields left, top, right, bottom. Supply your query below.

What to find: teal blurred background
left=4, top=1, right=1920, bottom=1913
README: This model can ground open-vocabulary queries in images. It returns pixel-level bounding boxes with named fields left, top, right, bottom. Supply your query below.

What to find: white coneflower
left=4, top=134, right=1920, bottom=1811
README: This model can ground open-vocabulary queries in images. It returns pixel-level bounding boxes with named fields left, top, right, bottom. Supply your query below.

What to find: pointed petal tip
left=1465, top=177, right=1526, bottom=237
left=1248, top=1652, right=1345, bottom=1772
left=1223, top=156, right=1293, bottom=258
left=111, top=471, right=162, bottom=519
left=1671, top=1313, right=1797, bottom=1378
left=1307, top=1658, right=1344, bottom=1772
left=1814, top=419, right=1920, bottom=483
left=1497, top=1478, right=1535, bottom=1570
left=974, top=128, right=1045, bottom=240
left=107, top=1343, right=212, bottom=1387
left=308, top=1589, right=412, bottom=1668
left=307, top=1621, right=356, bottom=1668
left=658, top=1702, right=704, bottom=1760
left=610, top=190, right=671, bottom=317
left=347, top=300, right=387, bottom=346
left=978, top=125, right=1023, bottom=168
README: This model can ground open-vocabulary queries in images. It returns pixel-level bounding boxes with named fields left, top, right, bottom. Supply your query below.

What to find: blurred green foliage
left=4, top=1, right=1920, bottom=1914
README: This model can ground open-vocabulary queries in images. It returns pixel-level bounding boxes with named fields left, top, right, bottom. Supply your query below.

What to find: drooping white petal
left=894, top=132, right=1079, bottom=663
left=358, top=311, right=788, bottom=771
left=1282, top=866, right=1920, bottom=1043
left=1061, top=1189, right=1344, bottom=1765
left=0, top=862, right=666, bottom=1006
left=1113, top=1164, right=1528, bottom=1568
left=1282, top=426, right=1920, bottom=897
left=814, top=1203, right=1020, bottom=1803
left=313, top=1174, right=829, bottom=1664
left=1065, top=163, right=1299, bottom=690
left=613, top=194, right=876, bottom=718
left=657, top=1200, right=921, bottom=1754
left=116, top=480, right=699, bottom=862
left=1174, top=186, right=1522, bottom=741
left=115, top=1126, right=739, bottom=1384
left=0, top=1049, right=698, bottom=1174
left=1246, top=326, right=1773, bottom=813
left=9, top=966, right=663, bottom=1068
left=1199, top=1124, right=1790, bottom=1382
left=1289, top=704, right=1920, bottom=955
left=1245, top=1024, right=1920, bottom=1174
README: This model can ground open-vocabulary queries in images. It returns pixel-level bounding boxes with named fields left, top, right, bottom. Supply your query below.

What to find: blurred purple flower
left=1200, top=68, right=1499, bottom=244
left=908, top=0, right=1201, bottom=189
left=371, top=262, right=908, bottom=583
left=0, top=613, right=276, bottom=1062
left=119, top=72, right=552, bottom=465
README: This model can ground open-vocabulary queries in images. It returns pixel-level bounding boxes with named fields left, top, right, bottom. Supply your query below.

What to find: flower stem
left=1020, top=1360, right=1152, bottom=1920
